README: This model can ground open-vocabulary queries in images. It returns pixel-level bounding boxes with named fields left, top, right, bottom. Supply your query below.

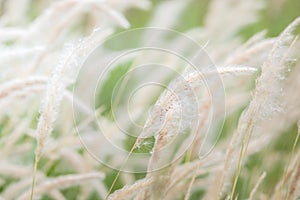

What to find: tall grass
left=0, top=0, right=299, bottom=199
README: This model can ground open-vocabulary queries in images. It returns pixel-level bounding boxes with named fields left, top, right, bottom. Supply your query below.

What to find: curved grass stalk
left=229, top=17, right=300, bottom=200
left=287, top=153, right=300, bottom=200
left=248, top=171, right=266, bottom=200
left=23, top=173, right=104, bottom=200
left=108, top=65, right=257, bottom=200
left=104, top=141, right=138, bottom=199
left=108, top=178, right=153, bottom=200
left=30, top=49, right=74, bottom=200
left=0, top=76, right=47, bottom=99
left=284, top=122, right=300, bottom=200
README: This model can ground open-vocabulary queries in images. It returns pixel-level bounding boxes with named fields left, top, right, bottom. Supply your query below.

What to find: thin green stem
left=105, top=139, right=139, bottom=199
left=30, top=154, right=39, bottom=200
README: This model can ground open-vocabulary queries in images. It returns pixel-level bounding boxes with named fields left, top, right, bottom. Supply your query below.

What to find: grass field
left=0, top=0, right=299, bottom=199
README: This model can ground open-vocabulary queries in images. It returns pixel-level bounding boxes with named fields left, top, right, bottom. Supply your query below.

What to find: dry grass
left=0, top=0, right=299, bottom=199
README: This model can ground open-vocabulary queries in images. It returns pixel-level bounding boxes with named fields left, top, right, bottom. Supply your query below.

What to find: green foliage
left=103, top=170, right=124, bottom=194
left=190, top=189, right=206, bottom=200
left=96, top=61, right=132, bottom=117
left=272, top=123, right=300, bottom=152
left=61, top=186, right=80, bottom=199
left=239, top=0, right=300, bottom=40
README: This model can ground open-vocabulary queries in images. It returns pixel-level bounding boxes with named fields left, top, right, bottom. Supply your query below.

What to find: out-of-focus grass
left=1, top=1, right=299, bottom=199
left=96, top=61, right=132, bottom=117
left=115, top=1, right=300, bottom=199
left=239, top=0, right=300, bottom=39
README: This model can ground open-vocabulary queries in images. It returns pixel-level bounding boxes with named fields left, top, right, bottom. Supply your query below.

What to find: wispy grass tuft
left=0, top=1, right=299, bottom=200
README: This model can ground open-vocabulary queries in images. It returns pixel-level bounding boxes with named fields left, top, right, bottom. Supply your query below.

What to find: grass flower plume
left=0, top=0, right=299, bottom=199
